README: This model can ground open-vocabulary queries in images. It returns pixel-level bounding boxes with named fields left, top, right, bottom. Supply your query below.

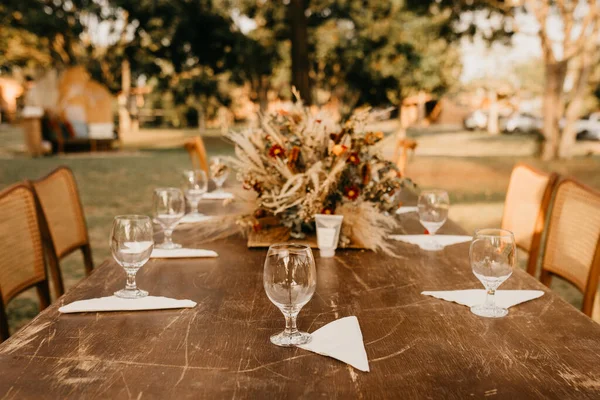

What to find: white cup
left=315, top=214, right=344, bottom=257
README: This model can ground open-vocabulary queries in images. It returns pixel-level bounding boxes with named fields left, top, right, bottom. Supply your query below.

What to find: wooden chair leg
left=540, top=270, right=553, bottom=287
left=36, top=282, right=51, bottom=311
left=82, top=244, right=94, bottom=275
left=46, top=248, right=65, bottom=299
left=0, top=297, right=10, bottom=342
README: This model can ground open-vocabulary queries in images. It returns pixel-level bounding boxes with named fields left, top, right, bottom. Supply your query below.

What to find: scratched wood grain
left=1, top=202, right=600, bottom=399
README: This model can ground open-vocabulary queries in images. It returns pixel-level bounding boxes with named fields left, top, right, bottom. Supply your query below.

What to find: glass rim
left=182, top=169, right=207, bottom=175
left=113, top=214, right=151, bottom=221
left=473, top=228, right=514, bottom=239
left=268, top=243, right=312, bottom=251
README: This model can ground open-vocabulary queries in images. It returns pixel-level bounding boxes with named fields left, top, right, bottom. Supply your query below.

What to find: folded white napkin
left=389, top=234, right=472, bottom=250
left=298, top=316, right=369, bottom=372
left=396, top=206, right=418, bottom=215
left=59, top=296, right=197, bottom=313
left=203, top=191, right=234, bottom=200
left=151, top=248, right=218, bottom=258
left=180, top=214, right=213, bottom=224
left=421, top=289, right=544, bottom=309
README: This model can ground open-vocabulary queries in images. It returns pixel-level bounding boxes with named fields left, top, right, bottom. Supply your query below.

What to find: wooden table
left=1, top=205, right=600, bottom=399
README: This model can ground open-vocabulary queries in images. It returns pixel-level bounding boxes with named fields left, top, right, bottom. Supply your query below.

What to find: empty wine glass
left=264, top=243, right=317, bottom=347
left=110, top=215, right=154, bottom=299
left=209, top=157, right=230, bottom=192
left=153, top=188, right=185, bottom=249
left=470, top=228, right=516, bottom=318
left=183, top=169, right=208, bottom=216
left=418, top=189, right=450, bottom=250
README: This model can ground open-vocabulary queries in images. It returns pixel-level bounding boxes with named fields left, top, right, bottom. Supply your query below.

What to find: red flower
left=347, top=152, right=360, bottom=165
left=269, top=144, right=285, bottom=158
left=424, top=228, right=430, bottom=235
left=344, top=186, right=360, bottom=200
left=321, top=207, right=335, bottom=215
left=252, top=222, right=262, bottom=232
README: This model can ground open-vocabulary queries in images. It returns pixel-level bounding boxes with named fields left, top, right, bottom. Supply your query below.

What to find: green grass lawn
left=1, top=124, right=599, bottom=333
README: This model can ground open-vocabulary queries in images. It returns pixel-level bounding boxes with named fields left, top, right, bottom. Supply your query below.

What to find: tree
left=524, top=0, right=600, bottom=159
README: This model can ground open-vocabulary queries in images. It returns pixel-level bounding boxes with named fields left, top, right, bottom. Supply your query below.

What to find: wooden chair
left=0, top=183, right=54, bottom=341
left=501, top=163, right=559, bottom=276
left=393, top=138, right=417, bottom=177
left=32, top=166, right=93, bottom=298
left=539, top=179, right=600, bottom=317
left=184, top=136, right=209, bottom=174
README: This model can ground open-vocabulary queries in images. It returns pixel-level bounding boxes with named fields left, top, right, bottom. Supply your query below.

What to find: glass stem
left=126, top=271, right=138, bottom=291
left=284, top=313, right=299, bottom=335
left=190, top=200, right=199, bottom=214
left=485, top=288, right=496, bottom=309
left=164, top=229, right=174, bottom=245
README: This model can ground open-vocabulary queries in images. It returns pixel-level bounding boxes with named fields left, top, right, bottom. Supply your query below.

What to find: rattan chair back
left=501, top=163, right=558, bottom=276
left=184, top=136, right=209, bottom=174
left=540, top=179, right=600, bottom=317
left=0, top=183, right=52, bottom=341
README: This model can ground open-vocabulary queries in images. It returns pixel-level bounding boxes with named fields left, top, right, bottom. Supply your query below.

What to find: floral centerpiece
left=228, top=97, right=415, bottom=255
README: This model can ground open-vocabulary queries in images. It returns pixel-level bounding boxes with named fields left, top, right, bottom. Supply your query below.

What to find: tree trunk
left=487, top=89, right=499, bottom=135
left=258, top=75, right=269, bottom=113
left=196, top=102, right=206, bottom=132
left=559, top=57, right=593, bottom=158
left=118, top=59, right=132, bottom=138
left=288, top=0, right=312, bottom=105
left=541, top=61, right=567, bottom=160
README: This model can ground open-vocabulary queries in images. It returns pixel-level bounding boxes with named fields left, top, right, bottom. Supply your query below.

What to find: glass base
left=270, top=331, right=312, bottom=347
left=155, top=242, right=182, bottom=250
left=114, top=288, right=148, bottom=299
left=470, top=304, right=508, bottom=318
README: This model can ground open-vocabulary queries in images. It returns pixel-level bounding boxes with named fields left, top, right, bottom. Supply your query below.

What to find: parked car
left=574, top=112, right=600, bottom=141
left=463, top=110, right=488, bottom=131
left=503, top=113, right=543, bottom=134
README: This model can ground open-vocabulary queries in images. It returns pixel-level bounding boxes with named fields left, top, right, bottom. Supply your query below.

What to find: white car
left=464, top=110, right=488, bottom=130
left=504, top=113, right=543, bottom=133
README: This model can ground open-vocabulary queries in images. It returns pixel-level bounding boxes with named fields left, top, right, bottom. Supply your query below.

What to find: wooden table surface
left=1, top=201, right=600, bottom=399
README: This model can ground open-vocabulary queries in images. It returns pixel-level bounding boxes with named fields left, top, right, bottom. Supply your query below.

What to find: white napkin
left=389, top=234, right=472, bottom=250
left=180, top=214, right=213, bottom=224
left=59, top=296, right=197, bottom=313
left=396, top=206, right=418, bottom=215
left=421, top=289, right=544, bottom=309
left=203, top=191, right=234, bottom=200
left=298, top=316, right=369, bottom=372
left=151, top=248, right=218, bottom=258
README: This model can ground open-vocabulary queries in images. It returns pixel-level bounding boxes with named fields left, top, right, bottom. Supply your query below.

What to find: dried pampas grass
left=337, top=202, right=403, bottom=257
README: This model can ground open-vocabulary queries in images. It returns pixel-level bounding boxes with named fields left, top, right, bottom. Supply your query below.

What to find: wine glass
left=209, top=157, right=230, bottom=192
left=470, top=228, right=516, bottom=318
left=153, top=188, right=185, bottom=249
left=418, top=189, right=450, bottom=250
left=110, top=215, right=154, bottom=299
left=183, top=169, right=208, bottom=216
left=264, top=243, right=317, bottom=347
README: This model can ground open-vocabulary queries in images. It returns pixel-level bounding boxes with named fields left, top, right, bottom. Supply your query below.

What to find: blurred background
left=1, top=0, right=600, bottom=328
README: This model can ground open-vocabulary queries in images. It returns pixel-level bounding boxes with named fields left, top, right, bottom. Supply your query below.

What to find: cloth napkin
left=59, top=296, right=197, bottom=313
left=151, top=248, right=218, bottom=258
left=298, top=316, right=369, bottom=372
left=421, top=289, right=544, bottom=309
left=389, top=234, right=472, bottom=250
left=180, top=214, right=213, bottom=224
left=203, top=191, right=234, bottom=200
left=396, top=206, right=418, bottom=215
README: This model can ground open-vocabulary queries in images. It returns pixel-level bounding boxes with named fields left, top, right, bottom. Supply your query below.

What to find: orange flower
left=277, top=109, right=289, bottom=116
left=347, top=152, right=360, bottom=165
left=332, top=144, right=348, bottom=156
left=321, top=207, right=335, bottom=215
left=269, top=144, right=285, bottom=158
left=344, top=186, right=360, bottom=200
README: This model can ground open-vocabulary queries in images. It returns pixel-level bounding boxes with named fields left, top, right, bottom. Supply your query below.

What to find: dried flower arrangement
left=227, top=96, right=415, bottom=254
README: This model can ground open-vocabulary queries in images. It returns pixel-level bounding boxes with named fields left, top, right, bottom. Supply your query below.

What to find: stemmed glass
left=418, top=189, right=450, bottom=250
left=153, top=188, right=185, bottom=249
left=264, top=243, right=317, bottom=347
left=209, top=157, right=230, bottom=192
left=183, top=169, right=208, bottom=216
left=110, top=215, right=154, bottom=299
left=470, top=228, right=516, bottom=318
